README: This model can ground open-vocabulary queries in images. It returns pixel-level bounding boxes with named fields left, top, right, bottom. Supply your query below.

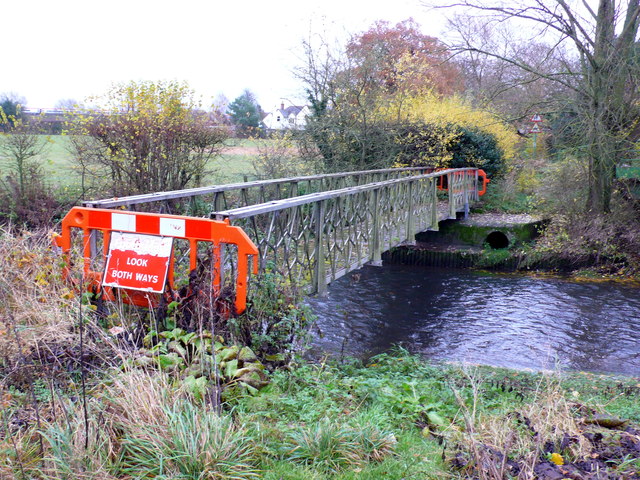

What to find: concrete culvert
left=485, top=231, right=510, bottom=249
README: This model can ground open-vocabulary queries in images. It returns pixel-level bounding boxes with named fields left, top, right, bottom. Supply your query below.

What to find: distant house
left=262, top=103, right=310, bottom=130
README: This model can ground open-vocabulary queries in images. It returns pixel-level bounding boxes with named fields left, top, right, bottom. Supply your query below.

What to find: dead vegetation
left=449, top=370, right=640, bottom=479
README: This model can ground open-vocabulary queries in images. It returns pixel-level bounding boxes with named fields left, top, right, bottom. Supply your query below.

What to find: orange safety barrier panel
left=436, top=169, right=490, bottom=196
left=53, top=207, right=258, bottom=314
left=477, top=169, right=490, bottom=196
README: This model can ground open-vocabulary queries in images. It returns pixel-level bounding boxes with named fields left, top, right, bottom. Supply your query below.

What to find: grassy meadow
left=35, top=135, right=266, bottom=192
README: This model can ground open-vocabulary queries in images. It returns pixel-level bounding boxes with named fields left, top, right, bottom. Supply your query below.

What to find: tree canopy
left=69, top=80, right=228, bottom=197
left=296, top=19, right=514, bottom=174
left=441, top=0, right=640, bottom=213
left=346, top=19, right=462, bottom=96
left=228, top=90, right=263, bottom=136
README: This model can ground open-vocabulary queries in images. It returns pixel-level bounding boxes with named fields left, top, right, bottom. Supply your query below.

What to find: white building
left=262, top=103, right=310, bottom=130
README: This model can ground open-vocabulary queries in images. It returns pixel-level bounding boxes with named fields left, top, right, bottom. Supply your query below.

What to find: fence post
left=314, top=200, right=327, bottom=295
left=431, top=178, right=439, bottom=230
left=448, top=172, right=456, bottom=219
left=370, top=188, right=382, bottom=265
left=406, top=180, right=415, bottom=243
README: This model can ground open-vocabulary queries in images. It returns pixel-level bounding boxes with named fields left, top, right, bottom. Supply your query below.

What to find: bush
left=253, top=131, right=315, bottom=179
left=0, top=117, right=66, bottom=228
left=395, top=122, right=507, bottom=177
left=0, top=165, right=62, bottom=229
left=231, top=271, right=315, bottom=359
left=68, top=80, right=229, bottom=198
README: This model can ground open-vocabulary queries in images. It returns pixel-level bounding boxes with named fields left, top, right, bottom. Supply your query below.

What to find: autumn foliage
left=346, top=19, right=462, bottom=96
left=299, top=19, right=515, bottom=174
left=383, top=91, right=518, bottom=175
left=68, top=80, right=228, bottom=198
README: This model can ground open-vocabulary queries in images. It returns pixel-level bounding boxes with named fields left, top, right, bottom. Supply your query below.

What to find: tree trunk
left=585, top=0, right=640, bottom=213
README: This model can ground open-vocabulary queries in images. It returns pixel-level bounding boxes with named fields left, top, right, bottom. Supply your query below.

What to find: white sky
left=2, top=0, right=449, bottom=111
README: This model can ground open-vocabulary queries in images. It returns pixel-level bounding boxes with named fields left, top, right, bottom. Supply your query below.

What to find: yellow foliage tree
left=378, top=89, right=518, bottom=173
left=68, top=80, right=229, bottom=197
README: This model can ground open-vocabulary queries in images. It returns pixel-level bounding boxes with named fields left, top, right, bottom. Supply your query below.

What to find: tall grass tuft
left=101, top=370, right=260, bottom=479
left=285, top=419, right=358, bottom=473
left=118, top=400, right=260, bottom=479
left=40, top=417, right=118, bottom=480
left=285, top=417, right=397, bottom=473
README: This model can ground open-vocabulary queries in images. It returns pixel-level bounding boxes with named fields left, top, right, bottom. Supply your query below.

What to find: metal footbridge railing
left=56, top=167, right=487, bottom=311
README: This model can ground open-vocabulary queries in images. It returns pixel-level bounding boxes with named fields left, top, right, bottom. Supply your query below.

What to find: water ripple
left=306, top=265, right=640, bottom=375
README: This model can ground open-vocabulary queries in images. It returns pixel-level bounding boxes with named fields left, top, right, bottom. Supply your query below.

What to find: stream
left=306, top=265, right=640, bottom=375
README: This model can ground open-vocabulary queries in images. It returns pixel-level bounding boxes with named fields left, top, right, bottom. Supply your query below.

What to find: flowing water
left=306, top=265, right=640, bottom=375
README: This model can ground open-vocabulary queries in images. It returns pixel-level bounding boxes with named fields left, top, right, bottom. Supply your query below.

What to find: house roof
left=282, top=105, right=304, bottom=116
left=262, top=105, right=308, bottom=121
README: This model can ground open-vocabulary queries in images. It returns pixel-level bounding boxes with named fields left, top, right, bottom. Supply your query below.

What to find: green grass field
left=34, top=135, right=263, bottom=189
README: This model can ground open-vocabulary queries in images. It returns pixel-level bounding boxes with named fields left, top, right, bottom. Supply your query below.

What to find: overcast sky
left=3, top=0, right=449, bottom=110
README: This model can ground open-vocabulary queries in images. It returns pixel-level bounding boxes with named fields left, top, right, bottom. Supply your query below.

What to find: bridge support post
left=406, top=181, right=415, bottom=243
left=314, top=200, right=328, bottom=295
left=463, top=172, right=470, bottom=219
left=369, top=189, right=382, bottom=266
left=430, top=178, right=439, bottom=231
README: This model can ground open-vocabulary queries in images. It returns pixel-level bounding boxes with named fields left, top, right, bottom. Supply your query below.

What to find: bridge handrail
left=212, top=168, right=478, bottom=220
left=82, top=167, right=431, bottom=208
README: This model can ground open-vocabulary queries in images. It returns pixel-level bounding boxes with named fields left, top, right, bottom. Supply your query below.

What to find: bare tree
left=449, top=14, right=575, bottom=122
left=0, top=117, right=48, bottom=202
left=436, top=0, right=640, bottom=213
left=54, top=98, right=83, bottom=111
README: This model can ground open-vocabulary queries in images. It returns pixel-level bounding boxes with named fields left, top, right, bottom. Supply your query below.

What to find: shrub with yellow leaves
left=380, top=89, right=519, bottom=176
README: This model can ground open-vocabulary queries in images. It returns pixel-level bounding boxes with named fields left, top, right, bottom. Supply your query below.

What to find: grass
left=212, top=150, right=259, bottom=184
left=2, top=316, right=640, bottom=480
left=32, top=135, right=272, bottom=190
left=2, top=196, right=640, bottom=478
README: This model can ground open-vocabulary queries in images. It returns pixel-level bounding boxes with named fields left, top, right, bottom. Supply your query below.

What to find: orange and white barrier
left=53, top=207, right=258, bottom=314
left=477, top=169, right=490, bottom=196
left=435, top=168, right=490, bottom=196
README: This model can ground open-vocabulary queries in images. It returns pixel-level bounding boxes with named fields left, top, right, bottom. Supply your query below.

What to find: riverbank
left=384, top=210, right=640, bottom=283
left=2, top=229, right=639, bottom=479
left=2, top=346, right=639, bottom=479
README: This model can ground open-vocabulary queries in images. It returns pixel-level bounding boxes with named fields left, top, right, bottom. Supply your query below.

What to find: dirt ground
left=221, top=145, right=262, bottom=155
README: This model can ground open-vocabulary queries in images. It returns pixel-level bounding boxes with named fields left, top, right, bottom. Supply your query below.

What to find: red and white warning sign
left=103, top=232, right=173, bottom=292
left=530, top=114, right=542, bottom=123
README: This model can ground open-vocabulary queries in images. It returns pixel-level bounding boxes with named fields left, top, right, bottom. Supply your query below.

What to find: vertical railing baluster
left=431, top=178, right=439, bottom=230
left=463, top=171, right=470, bottom=219
left=370, top=188, right=382, bottom=265
left=448, top=172, right=456, bottom=219
left=406, top=180, right=415, bottom=242
left=473, top=169, right=480, bottom=202
left=289, top=181, right=298, bottom=198
left=313, top=200, right=327, bottom=295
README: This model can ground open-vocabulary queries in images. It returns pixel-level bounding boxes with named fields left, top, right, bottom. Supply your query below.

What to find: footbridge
left=56, top=167, right=488, bottom=312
